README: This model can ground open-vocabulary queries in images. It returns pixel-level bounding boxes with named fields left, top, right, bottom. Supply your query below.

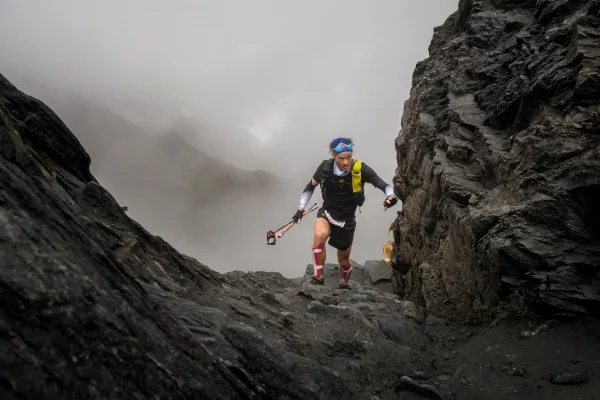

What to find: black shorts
left=317, top=207, right=356, bottom=251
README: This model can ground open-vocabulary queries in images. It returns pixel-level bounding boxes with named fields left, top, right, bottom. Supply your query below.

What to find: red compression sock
left=340, top=264, right=352, bottom=283
left=311, top=245, right=324, bottom=278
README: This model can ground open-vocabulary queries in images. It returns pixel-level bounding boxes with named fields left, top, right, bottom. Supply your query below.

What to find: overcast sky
left=0, top=0, right=459, bottom=273
left=1, top=0, right=457, bottom=148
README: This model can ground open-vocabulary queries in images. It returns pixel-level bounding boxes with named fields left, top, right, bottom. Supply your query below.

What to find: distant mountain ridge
left=166, top=115, right=262, bottom=169
left=1, top=69, right=284, bottom=255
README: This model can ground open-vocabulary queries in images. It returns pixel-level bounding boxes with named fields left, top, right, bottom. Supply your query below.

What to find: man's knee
left=313, top=218, right=330, bottom=246
left=314, top=233, right=328, bottom=246
left=337, top=248, right=351, bottom=265
left=338, top=256, right=350, bottom=265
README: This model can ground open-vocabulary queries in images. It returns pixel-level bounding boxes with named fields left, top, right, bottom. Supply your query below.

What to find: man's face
left=334, top=152, right=353, bottom=170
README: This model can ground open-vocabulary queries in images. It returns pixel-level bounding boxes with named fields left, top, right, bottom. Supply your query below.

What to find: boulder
left=364, top=259, right=393, bottom=284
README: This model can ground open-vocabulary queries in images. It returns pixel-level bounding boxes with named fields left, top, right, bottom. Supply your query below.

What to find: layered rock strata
left=391, top=0, right=600, bottom=317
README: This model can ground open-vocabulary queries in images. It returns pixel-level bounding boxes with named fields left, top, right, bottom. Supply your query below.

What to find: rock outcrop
left=391, top=0, right=600, bottom=317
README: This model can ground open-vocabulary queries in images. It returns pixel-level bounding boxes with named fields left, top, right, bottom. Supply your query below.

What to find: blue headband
left=331, top=138, right=353, bottom=154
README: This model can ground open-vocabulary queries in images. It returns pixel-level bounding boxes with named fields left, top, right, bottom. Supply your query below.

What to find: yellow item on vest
left=351, top=159, right=362, bottom=193
left=320, top=158, right=364, bottom=192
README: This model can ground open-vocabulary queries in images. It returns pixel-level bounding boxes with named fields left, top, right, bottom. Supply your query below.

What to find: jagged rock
left=298, top=283, right=331, bottom=300
left=364, top=259, right=393, bottom=283
left=391, top=0, right=600, bottom=317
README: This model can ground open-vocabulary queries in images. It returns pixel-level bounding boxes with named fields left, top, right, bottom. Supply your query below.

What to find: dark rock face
left=391, top=0, right=600, bottom=317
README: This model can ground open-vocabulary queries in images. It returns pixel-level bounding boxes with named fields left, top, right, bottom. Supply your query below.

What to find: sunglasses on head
left=330, top=137, right=351, bottom=148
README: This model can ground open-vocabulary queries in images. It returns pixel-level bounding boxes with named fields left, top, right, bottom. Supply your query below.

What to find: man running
left=292, top=137, right=401, bottom=288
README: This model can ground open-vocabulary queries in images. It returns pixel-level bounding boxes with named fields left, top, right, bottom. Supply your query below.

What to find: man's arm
left=362, top=162, right=401, bottom=211
left=293, top=161, right=325, bottom=222
left=361, top=162, right=395, bottom=197
left=298, top=178, right=319, bottom=210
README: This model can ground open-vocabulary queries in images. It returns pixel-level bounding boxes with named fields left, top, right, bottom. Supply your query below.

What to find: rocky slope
left=2, top=71, right=600, bottom=399
left=391, top=0, right=600, bottom=318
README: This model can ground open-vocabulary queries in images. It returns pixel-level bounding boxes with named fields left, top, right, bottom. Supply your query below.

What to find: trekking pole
left=276, top=223, right=295, bottom=239
left=266, top=203, right=318, bottom=245
left=277, top=203, right=318, bottom=239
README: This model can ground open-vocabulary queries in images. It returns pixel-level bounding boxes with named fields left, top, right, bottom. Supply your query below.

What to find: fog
left=0, top=0, right=459, bottom=277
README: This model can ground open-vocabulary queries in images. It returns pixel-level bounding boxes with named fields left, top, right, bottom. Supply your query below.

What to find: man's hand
left=292, top=209, right=304, bottom=223
left=383, top=195, right=398, bottom=211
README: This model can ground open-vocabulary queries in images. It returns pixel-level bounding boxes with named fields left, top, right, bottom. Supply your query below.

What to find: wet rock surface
left=391, top=0, right=600, bottom=317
